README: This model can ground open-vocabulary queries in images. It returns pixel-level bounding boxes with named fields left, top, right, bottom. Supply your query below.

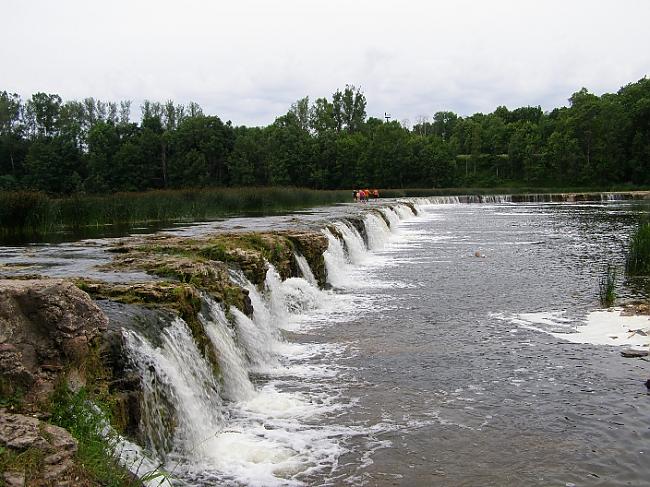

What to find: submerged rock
left=620, top=348, right=649, bottom=358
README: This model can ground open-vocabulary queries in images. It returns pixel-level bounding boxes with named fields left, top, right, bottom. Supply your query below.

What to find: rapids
left=2, top=195, right=650, bottom=486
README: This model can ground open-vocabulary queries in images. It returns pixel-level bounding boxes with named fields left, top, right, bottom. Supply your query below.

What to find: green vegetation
left=599, top=264, right=617, bottom=307
left=48, top=386, right=170, bottom=486
left=2, top=79, right=650, bottom=197
left=48, top=386, right=137, bottom=486
left=0, top=187, right=350, bottom=237
left=0, top=446, right=46, bottom=485
left=626, top=220, right=650, bottom=276
left=2, top=78, right=650, bottom=237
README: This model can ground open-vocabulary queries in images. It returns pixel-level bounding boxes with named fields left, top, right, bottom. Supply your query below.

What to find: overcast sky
left=2, top=0, right=649, bottom=126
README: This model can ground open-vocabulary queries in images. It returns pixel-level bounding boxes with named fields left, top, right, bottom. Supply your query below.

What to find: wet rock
left=620, top=349, right=649, bottom=358
left=103, top=230, right=328, bottom=290
left=284, top=232, right=328, bottom=287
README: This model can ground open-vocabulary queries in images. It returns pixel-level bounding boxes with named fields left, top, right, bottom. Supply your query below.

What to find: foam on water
left=200, top=297, right=256, bottom=401
left=122, top=318, right=224, bottom=459
left=495, top=310, right=650, bottom=348
left=120, top=198, right=437, bottom=485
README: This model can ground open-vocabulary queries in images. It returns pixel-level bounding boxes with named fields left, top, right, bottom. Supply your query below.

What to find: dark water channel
left=311, top=202, right=650, bottom=486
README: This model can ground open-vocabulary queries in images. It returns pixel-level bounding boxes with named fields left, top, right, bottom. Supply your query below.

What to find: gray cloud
left=2, top=0, right=649, bottom=126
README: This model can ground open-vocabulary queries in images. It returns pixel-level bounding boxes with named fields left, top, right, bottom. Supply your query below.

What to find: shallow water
left=4, top=199, right=650, bottom=486
left=273, top=201, right=650, bottom=486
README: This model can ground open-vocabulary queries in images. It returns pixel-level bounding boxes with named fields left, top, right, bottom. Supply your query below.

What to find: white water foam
left=496, top=310, right=650, bottom=348
left=123, top=318, right=224, bottom=460
left=201, top=297, right=256, bottom=401
left=294, top=252, right=318, bottom=287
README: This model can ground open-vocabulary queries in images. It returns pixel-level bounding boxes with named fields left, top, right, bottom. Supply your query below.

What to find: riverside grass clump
left=0, top=187, right=350, bottom=238
left=626, top=220, right=650, bottom=277
left=48, top=386, right=168, bottom=486
left=599, top=264, right=617, bottom=307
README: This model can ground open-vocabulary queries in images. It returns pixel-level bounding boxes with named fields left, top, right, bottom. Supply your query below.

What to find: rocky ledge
left=0, top=229, right=331, bottom=484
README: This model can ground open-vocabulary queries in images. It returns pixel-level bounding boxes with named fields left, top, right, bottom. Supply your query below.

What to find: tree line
left=1, top=78, right=649, bottom=195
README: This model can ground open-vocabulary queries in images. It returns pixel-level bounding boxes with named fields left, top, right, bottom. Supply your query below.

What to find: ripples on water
left=319, top=201, right=650, bottom=487
left=3, top=200, right=650, bottom=486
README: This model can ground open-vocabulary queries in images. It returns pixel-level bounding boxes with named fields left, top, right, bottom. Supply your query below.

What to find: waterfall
left=379, top=207, right=400, bottom=230
left=200, top=297, right=256, bottom=402
left=231, top=306, right=278, bottom=370
left=363, top=213, right=392, bottom=250
left=229, top=268, right=278, bottom=344
left=425, top=195, right=461, bottom=204
left=265, top=264, right=323, bottom=319
left=122, top=318, right=224, bottom=459
left=323, top=228, right=353, bottom=288
left=334, top=221, right=368, bottom=264
left=393, top=203, right=415, bottom=219
left=294, top=252, right=318, bottom=287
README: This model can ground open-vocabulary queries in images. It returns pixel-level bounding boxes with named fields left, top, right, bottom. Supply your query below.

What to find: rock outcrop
left=0, top=229, right=332, bottom=483
left=104, top=230, right=328, bottom=289
left=0, top=279, right=107, bottom=405
left=0, top=411, right=78, bottom=485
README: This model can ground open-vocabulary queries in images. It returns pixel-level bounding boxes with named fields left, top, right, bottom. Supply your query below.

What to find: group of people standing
left=353, top=189, right=379, bottom=202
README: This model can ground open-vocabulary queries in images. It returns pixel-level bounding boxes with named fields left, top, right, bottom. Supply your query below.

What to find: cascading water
left=265, top=264, right=324, bottom=320
left=294, top=252, right=318, bottom=287
left=231, top=306, right=279, bottom=371
left=393, top=203, right=415, bottom=219
left=200, top=296, right=256, bottom=402
left=363, top=212, right=392, bottom=250
left=122, top=318, right=224, bottom=460
left=333, top=221, right=368, bottom=264
left=323, top=228, right=353, bottom=288
left=379, top=207, right=400, bottom=230
left=117, top=199, right=433, bottom=485
left=229, top=268, right=279, bottom=345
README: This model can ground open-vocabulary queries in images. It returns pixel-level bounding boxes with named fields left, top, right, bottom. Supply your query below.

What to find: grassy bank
left=0, top=187, right=350, bottom=240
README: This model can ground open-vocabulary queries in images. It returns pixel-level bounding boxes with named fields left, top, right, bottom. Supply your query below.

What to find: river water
left=2, top=198, right=650, bottom=486
left=305, top=201, right=650, bottom=487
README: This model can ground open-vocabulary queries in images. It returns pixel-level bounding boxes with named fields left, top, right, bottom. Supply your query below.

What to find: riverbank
left=2, top=187, right=649, bottom=244
left=0, top=187, right=350, bottom=242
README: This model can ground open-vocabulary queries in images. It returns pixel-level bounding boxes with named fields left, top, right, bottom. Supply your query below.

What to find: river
left=2, top=197, right=650, bottom=486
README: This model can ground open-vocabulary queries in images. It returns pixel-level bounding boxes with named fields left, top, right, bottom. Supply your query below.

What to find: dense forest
left=1, top=78, right=649, bottom=194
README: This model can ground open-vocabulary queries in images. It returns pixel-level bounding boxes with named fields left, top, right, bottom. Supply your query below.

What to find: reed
left=599, top=264, right=617, bottom=307
left=626, top=220, right=650, bottom=276
left=0, top=187, right=350, bottom=239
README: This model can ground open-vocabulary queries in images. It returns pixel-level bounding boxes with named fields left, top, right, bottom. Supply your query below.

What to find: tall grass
left=47, top=387, right=137, bottom=486
left=599, top=264, right=617, bottom=307
left=0, top=187, right=350, bottom=239
left=626, top=220, right=650, bottom=276
left=48, top=386, right=168, bottom=486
